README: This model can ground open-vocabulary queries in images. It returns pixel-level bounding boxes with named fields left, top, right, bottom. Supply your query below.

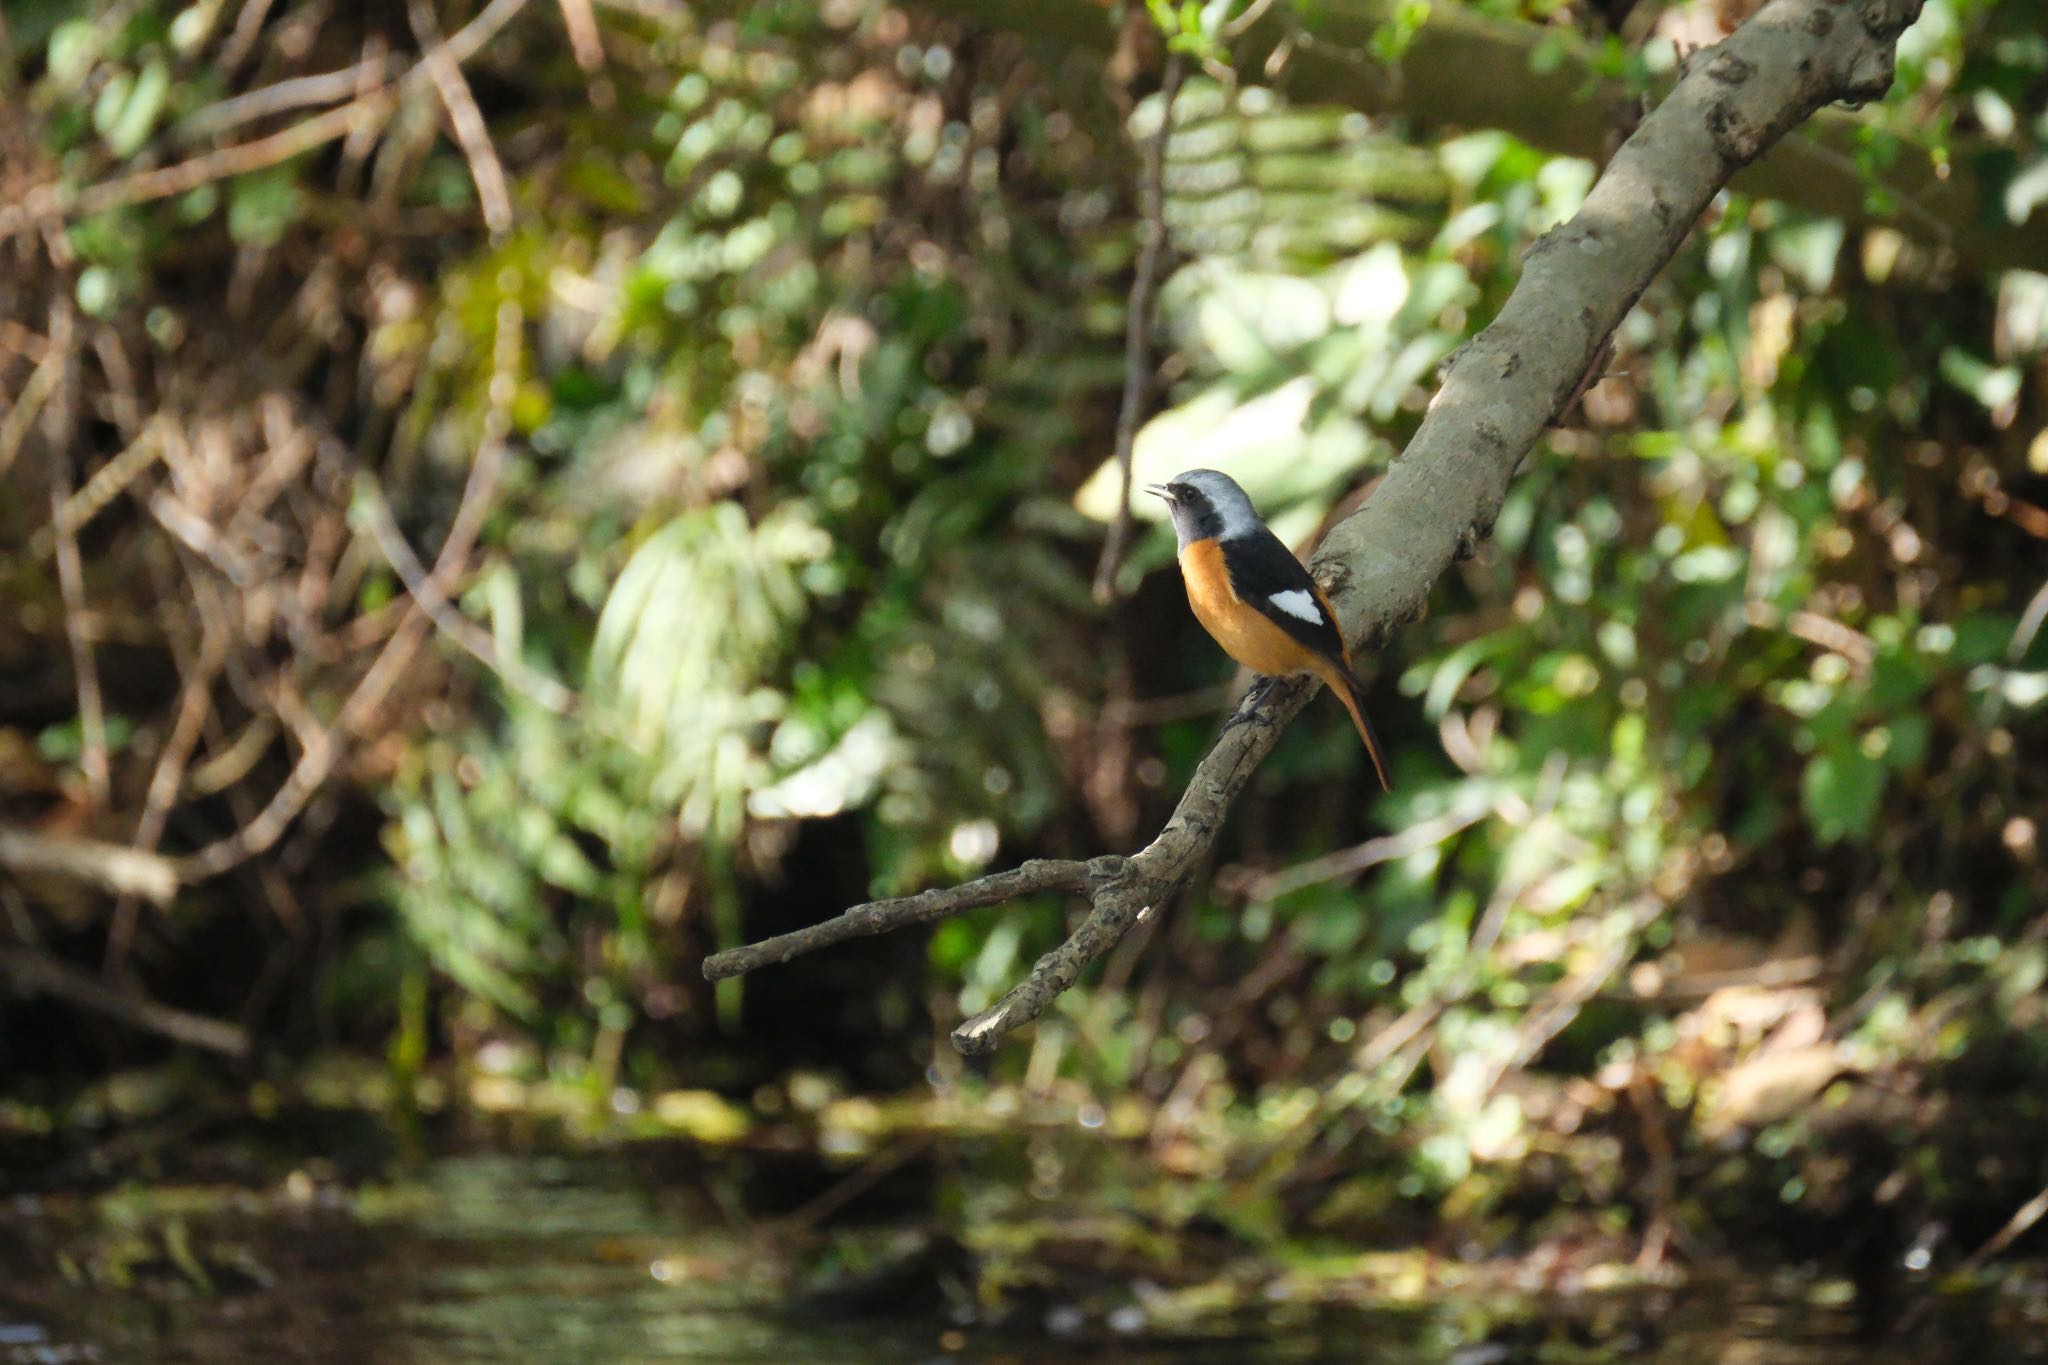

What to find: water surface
left=2, top=1146, right=2040, bottom=1363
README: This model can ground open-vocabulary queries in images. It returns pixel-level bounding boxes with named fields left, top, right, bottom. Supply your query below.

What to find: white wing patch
left=1266, top=588, right=1323, bottom=624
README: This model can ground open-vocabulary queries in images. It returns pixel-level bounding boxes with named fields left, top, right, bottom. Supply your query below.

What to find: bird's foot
left=1223, top=676, right=1283, bottom=732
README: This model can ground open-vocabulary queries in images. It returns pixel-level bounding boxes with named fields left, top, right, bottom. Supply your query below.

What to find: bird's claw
left=1224, top=676, right=1282, bottom=732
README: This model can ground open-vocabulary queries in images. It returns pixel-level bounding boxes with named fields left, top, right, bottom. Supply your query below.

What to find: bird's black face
left=1144, top=481, right=1224, bottom=546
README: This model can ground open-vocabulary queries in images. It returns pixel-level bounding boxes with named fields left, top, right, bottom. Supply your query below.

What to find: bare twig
left=13, top=100, right=379, bottom=234
left=2010, top=578, right=2048, bottom=663
left=106, top=609, right=229, bottom=973
left=27, top=416, right=168, bottom=560
left=1787, top=608, right=1876, bottom=669
left=0, top=946, right=248, bottom=1057
left=220, top=0, right=282, bottom=75
left=704, top=860, right=1096, bottom=979
left=1091, top=52, right=1182, bottom=603
left=1953, top=1180, right=2048, bottom=1279
left=1240, top=798, right=1489, bottom=903
left=42, top=303, right=112, bottom=810
left=180, top=53, right=406, bottom=138
left=556, top=0, right=606, bottom=72
left=0, top=318, right=65, bottom=479
left=174, top=299, right=524, bottom=882
left=708, top=0, right=1926, bottom=1055
left=0, top=0, right=531, bottom=238
left=1100, top=682, right=1235, bottom=726
left=408, top=0, right=515, bottom=239
left=0, top=827, right=179, bottom=904
left=355, top=473, right=579, bottom=714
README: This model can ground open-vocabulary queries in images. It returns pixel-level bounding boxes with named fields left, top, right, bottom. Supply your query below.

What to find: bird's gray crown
left=1144, top=468, right=1263, bottom=546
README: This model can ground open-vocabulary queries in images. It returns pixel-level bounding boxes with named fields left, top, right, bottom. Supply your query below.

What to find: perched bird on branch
left=1147, top=469, right=1391, bottom=789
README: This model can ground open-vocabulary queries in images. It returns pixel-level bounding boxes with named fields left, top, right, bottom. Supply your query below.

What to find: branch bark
left=0, top=826, right=180, bottom=904
left=918, top=0, right=2020, bottom=274
left=706, top=0, right=1925, bottom=1055
left=0, top=946, right=249, bottom=1057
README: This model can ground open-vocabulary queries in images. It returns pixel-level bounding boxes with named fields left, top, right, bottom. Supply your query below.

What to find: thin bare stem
left=42, top=304, right=111, bottom=809
left=0, top=0, right=530, bottom=239
left=703, top=859, right=1096, bottom=980
left=556, top=0, right=606, bottom=72
left=409, top=0, right=515, bottom=239
left=0, top=323, right=64, bottom=479
left=355, top=473, right=578, bottom=714
left=174, top=299, right=523, bottom=882
left=1090, top=53, right=1182, bottom=603
left=0, top=827, right=179, bottom=904
left=0, top=946, right=248, bottom=1057
left=106, top=607, right=228, bottom=974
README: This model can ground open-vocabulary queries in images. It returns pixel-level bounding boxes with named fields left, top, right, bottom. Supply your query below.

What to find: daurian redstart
left=1147, top=469, right=1391, bottom=789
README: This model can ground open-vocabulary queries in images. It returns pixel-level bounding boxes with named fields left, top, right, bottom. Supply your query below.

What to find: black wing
left=1223, top=528, right=1346, bottom=663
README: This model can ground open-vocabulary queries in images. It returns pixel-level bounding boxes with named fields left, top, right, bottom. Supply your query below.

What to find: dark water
left=1, top=1148, right=2041, bottom=1364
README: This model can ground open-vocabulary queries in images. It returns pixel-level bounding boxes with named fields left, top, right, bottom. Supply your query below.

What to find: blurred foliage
left=4, top=0, right=2048, bottom=1285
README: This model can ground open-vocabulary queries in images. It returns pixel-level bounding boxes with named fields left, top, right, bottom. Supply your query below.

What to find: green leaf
left=1802, top=745, right=1884, bottom=843
left=227, top=165, right=305, bottom=248
left=1884, top=712, right=1929, bottom=770
left=105, top=57, right=169, bottom=158
left=1938, top=347, right=2020, bottom=411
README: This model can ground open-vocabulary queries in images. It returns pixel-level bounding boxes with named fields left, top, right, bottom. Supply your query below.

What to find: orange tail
left=1311, top=657, right=1392, bottom=791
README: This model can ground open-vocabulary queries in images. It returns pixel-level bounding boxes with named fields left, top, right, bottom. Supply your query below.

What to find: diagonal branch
left=408, top=0, right=516, bottom=239
left=706, top=0, right=1927, bottom=1056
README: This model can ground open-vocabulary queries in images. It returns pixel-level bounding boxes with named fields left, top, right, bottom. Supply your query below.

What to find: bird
left=1145, top=469, right=1391, bottom=789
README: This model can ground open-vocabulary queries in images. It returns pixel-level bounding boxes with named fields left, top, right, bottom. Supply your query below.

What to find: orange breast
left=1180, top=538, right=1316, bottom=677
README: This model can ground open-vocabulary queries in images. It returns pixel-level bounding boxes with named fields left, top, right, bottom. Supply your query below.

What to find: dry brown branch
left=1954, top=1181, right=2048, bottom=1279
left=0, top=0, right=531, bottom=239
left=1090, top=52, right=1182, bottom=603
left=704, top=0, right=1927, bottom=1056
left=40, top=302, right=113, bottom=811
left=0, top=827, right=179, bottom=905
left=185, top=716, right=280, bottom=799
left=1099, top=682, right=1236, bottom=726
left=408, top=0, right=515, bottom=239
left=355, top=474, right=579, bottom=714
left=27, top=416, right=168, bottom=560
left=556, top=0, right=607, bottom=72
left=1786, top=608, right=1876, bottom=669
left=0, top=946, right=248, bottom=1057
left=180, top=52, right=406, bottom=138
left=173, top=299, right=524, bottom=882
left=221, top=0, right=283, bottom=75
left=0, top=319, right=65, bottom=479
left=12, top=100, right=378, bottom=235
left=107, top=610, right=231, bottom=972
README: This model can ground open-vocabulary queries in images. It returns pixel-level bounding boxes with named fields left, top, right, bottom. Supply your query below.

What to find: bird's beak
left=1143, top=483, right=1175, bottom=502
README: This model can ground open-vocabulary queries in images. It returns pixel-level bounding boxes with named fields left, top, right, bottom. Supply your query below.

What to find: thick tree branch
left=918, top=0, right=2021, bottom=274
left=707, top=0, right=1925, bottom=1055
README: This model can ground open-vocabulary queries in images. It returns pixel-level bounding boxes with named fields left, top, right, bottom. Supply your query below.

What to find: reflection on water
left=0, top=1148, right=2040, bottom=1364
